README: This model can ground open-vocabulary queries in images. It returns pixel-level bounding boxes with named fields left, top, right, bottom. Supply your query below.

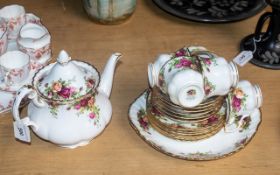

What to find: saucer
left=128, top=90, right=261, bottom=160
left=0, top=90, right=16, bottom=114
left=0, top=68, right=37, bottom=92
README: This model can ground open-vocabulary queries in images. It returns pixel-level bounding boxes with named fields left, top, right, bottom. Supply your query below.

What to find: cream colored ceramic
left=12, top=50, right=121, bottom=148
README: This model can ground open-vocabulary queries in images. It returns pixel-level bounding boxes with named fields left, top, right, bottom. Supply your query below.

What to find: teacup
left=226, top=80, right=263, bottom=129
left=0, top=5, right=26, bottom=40
left=0, top=51, right=30, bottom=86
left=17, top=23, right=51, bottom=69
left=167, top=69, right=205, bottom=108
left=195, top=51, right=239, bottom=98
left=0, top=18, right=7, bottom=55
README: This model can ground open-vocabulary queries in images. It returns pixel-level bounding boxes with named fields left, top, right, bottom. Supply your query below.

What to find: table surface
left=0, top=0, right=280, bottom=175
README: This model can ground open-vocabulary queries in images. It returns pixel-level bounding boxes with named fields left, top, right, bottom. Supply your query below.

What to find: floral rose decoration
left=175, top=48, right=187, bottom=57
left=231, top=88, right=246, bottom=112
left=203, top=58, right=212, bottom=65
left=234, top=88, right=244, bottom=99
left=58, top=87, right=72, bottom=98
left=175, top=58, right=192, bottom=68
left=52, top=82, right=62, bottom=92
left=89, top=113, right=96, bottom=119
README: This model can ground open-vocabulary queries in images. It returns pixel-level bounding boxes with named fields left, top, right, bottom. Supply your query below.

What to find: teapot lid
left=36, top=50, right=99, bottom=102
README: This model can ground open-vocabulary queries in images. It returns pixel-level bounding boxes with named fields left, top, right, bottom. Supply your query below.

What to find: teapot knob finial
left=57, top=50, right=71, bottom=65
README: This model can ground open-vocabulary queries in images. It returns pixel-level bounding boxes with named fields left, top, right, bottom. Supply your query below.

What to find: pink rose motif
left=151, top=106, right=161, bottom=115
left=35, top=51, right=42, bottom=59
left=232, top=96, right=241, bottom=111
left=175, top=49, right=186, bottom=57
left=204, top=58, right=211, bottom=65
left=74, top=104, right=81, bottom=110
left=88, top=97, right=95, bottom=107
left=58, top=87, right=71, bottom=98
left=204, top=85, right=211, bottom=95
left=87, top=78, right=95, bottom=88
left=207, top=115, right=218, bottom=125
left=80, top=98, right=89, bottom=107
left=175, top=58, right=192, bottom=68
left=89, top=112, right=96, bottom=119
left=70, top=87, right=76, bottom=94
left=139, top=116, right=149, bottom=130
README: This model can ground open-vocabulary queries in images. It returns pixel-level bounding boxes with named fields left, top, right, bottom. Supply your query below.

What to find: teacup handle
left=12, top=85, right=44, bottom=130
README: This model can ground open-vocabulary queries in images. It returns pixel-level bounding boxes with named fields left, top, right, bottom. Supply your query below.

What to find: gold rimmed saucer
left=128, top=90, right=261, bottom=160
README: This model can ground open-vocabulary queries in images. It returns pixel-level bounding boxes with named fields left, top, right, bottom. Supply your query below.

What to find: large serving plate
left=152, top=0, right=267, bottom=23
left=128, top=90, right=261, bottom=160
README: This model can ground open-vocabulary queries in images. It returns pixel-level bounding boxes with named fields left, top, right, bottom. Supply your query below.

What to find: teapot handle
left=12, top=85, right=44, bottom=130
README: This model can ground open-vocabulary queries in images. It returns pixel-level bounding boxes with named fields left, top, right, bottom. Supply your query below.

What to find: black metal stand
left=240, top=0, right=280, bottom=69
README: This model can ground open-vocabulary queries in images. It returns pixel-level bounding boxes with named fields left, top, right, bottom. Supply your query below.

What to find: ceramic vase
left=82, top=0, right=137, bottom=24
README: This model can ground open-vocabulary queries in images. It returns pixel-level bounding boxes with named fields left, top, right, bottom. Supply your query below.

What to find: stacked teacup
left=0, top=5, right=51, bottom=112
left=147, top=46, right=262, bottom=141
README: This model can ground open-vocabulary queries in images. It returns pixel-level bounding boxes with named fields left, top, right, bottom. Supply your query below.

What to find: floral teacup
left=167, top=68, right=205, bottom=108
left=198, top=52, right=239, bottom=98
left=226, top=80, right=263, bottom=129
left=0, top=5, right=26, bottom=40
left=0, top=51, right=30, bottom=86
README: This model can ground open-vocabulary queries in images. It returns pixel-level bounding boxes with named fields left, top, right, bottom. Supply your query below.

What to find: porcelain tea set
left=0, top=5, right=51, bottom=113
left=0, top=4, right=263, bottom=160
left=129, top=45, right=263, bottom=160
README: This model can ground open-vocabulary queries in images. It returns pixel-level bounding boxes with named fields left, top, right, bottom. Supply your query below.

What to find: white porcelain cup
left=198, top=51, right=239, bottom=98
left=0, top=5, right=26, bottom=40
left=17, top=23, right=51, bottom=69
left=167, top=69, right=205, bottom=108
left=226, top=80, right=263, bottom=128
left=0, top=51, right=30, bottom=86
left=0, top=18, right=8, bottom=55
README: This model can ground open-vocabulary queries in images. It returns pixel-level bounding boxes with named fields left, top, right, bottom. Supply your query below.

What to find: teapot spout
left=98, top=53, right=121, bottom=98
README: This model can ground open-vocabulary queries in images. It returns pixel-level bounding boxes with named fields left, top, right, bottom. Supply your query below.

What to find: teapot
left=12, top=50, right=121, bottom=148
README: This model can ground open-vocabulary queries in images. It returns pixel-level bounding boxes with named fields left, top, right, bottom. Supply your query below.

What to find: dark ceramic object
left=152, top=0, right=267, bottom=23
left=240, top=0, right=280, bottom=69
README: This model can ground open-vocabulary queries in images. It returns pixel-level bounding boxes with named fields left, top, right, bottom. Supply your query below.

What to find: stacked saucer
left=146, top=87, right=226, bottom=141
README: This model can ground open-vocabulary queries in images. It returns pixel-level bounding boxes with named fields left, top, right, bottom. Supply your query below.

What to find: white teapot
left=12, top=50, right=121, bottom=148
